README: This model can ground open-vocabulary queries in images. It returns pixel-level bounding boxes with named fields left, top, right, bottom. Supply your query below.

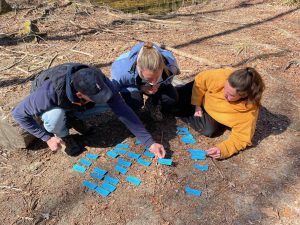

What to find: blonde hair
left=137, top=42, right=168, bottom=78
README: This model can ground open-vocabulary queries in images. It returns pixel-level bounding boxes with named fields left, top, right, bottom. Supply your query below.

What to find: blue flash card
left=182, top=134, right=194, bottom=139
left=83, top=180, right=97, bottom=190
left=104, top=175, right=119, bottom=185
left=185, top=186, right=202, bottom=197
left=85, top=153, right=99, bottom=160
left=144, top=150, right=155, bottom=158
left=114, top=165, right=128, bottom=174
left=126, top=176, right=141, bottom=186
left=116, top=143, right=130, bottom=149
left=90, top=172, right=104, bottom=180
left=137, top=158, right=152, bottom=167
left=194, top=164, right=209, bottom=171
left=178, top=130, right=190, bottom=135
left=101, top=182, right=117, bottom=192
left=188, top=149, right=206, bottom=155
left=127, top=151, right=141, bottom=159
left=181, top=136, right=197, bottom=144
left=177, top=127, right=189, bottom=132
left=95, top=186, right=110, bottom=197
left=157, top=158, right=173, bottom=166
left=135, top=139, right=142, bottom=145
left=117, top=158, right=132, bottom=167
left=113, top=148, right=127, bottom=154
left=191, top=154, right=206, bottom=160
left=73, top=164, right=86, bottom=173
left=79, top=158, right=92, bottom=167
left=94, top=167, right=107, bottom=176
left=106, top=150, right=119, bottom=158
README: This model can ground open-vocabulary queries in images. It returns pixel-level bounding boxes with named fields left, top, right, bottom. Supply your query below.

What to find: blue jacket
left=111, top=42, right=180, bottom=91
left=12, top=64, right=155, bottom=148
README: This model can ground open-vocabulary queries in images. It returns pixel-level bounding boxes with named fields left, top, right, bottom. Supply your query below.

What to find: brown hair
left=228, top=67, right=265, bottom=105
left=136, top=42, right=168, bottom=78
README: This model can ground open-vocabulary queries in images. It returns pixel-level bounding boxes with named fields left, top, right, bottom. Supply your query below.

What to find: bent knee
left=201, top=127, right=216, bottom=137
left=42, top=108, right=66, bottom=133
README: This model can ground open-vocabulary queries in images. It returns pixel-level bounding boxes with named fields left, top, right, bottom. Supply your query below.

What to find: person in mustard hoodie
left=175, top=67, right=265, bottom=159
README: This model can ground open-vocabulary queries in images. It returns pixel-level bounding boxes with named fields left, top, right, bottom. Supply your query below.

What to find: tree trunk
left=0, top=0, right=12, bottom=15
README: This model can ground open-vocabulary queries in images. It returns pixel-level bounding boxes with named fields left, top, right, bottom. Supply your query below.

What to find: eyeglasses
left=142, top=74, right=175, bottom=87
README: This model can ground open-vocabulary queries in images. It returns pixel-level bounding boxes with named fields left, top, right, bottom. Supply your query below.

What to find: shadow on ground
left=252, top=106, right=290, bottom=146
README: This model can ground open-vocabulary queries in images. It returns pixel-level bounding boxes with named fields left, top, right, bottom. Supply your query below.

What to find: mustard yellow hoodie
left=191, top=68, right=259, bottom=158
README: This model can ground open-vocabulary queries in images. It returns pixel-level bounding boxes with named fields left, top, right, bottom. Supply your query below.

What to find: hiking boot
left=61, top=136, right=82, bottom=156
left=144, top=98, right=163, bottom=122
left=66, top=115, right=95, bottom=135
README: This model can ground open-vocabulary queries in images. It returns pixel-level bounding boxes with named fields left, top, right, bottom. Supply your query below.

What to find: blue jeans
left=41, top=104, right=110, bottom=138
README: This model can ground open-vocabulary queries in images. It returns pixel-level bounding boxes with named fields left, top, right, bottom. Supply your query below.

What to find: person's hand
left=194, top=106, right=203, bottom=117
left=206, top=147, right=221, bottom=159
left=140, top=85, right=160, bottom=95
left=149, top=143, right=166, bottom=159
left=46, top=136, right=64, bottom=152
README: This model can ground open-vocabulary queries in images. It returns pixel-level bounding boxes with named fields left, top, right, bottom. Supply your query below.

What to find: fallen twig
left=285, top=59, right=300, bottom=70
left=154, top=42, right=220, bottom=67
left=0, top=55, right=27, bottom=72
left=231, top=50, right=288, bottom=67
left=210, top=158, right=225, bottom=180
left=0, top=185, right=22, bottom=191
left=15, top=66, right=30, bottom=75
left=71, top=49, right=94, bottom=57
left=197, top=15, right=248, bottom=25
left=47, top=53, right=58, bottom=69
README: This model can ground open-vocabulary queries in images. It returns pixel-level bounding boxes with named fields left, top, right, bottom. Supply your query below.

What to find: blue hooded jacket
left=12, top=63, right=155, bottom=148
left=111, top=42, right=180, bottom=91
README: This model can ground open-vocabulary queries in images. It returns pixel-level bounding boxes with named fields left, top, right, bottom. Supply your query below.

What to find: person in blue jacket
left=12, top=63, right=165, bottom=158
left=111, top=42, right=180, bottom=121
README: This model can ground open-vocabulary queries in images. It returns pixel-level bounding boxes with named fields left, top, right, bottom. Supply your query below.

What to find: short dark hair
left=228, top=67, right=265, bottom=105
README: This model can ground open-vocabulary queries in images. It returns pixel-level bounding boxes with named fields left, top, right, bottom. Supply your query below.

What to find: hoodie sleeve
left=104, top=77, right=155, bottom=148
left=191, top=71, right=209, bottom=106
left=11, top=80, right=58, bottom=142
left=217, top=108, right=259, bottom=158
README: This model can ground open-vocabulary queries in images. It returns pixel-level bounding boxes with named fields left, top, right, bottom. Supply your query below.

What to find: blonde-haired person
left=176, top=67, right=265, bottom=159
left=111, top=42, right=180, bottom=121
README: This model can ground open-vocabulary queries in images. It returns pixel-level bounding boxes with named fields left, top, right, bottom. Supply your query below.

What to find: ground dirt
left=0, top=0, right=299, bottom=224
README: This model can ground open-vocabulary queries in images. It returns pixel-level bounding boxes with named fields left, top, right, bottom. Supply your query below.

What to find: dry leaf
left=261, top=207, right=279, bottom=218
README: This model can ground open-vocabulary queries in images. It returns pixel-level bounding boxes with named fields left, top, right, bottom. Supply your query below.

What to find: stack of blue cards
left=104, top=175, right=119, bottom=186
left=181, top=134, right=197, bottom=144
left=114, top=165, right=128, bottom=174
left=117, top=158, right=132, bottom=168
left=177, top=127, right=190, bottom=135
